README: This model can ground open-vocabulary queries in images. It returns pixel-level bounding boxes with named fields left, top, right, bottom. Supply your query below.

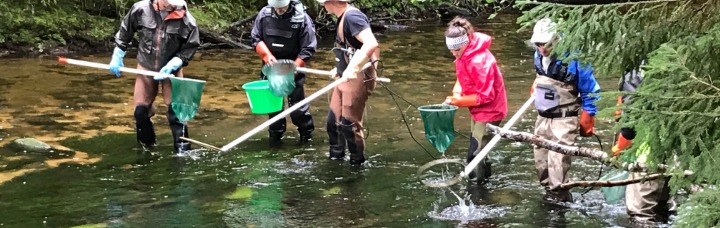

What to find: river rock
left=10, top=137, right=52, bottom=153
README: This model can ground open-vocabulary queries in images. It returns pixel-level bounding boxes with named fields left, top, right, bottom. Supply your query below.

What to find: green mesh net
left=169, top=77, right=205, bottom=122
left=261, top=60, right=297, bottom=97
left=418, top=104, right=458, bottom=154
left=599, top=169, right=629, bottom=204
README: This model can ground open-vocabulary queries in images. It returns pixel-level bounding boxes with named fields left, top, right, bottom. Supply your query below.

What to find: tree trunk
left=224, top=14, right=258, bottom=34
left=485, top=124, right=609, bottom=161
left=559, top=170, right=693, bottom=189
left=199, top=30, right=251, bottom=50
left=483, top=124, right=694, bottom=188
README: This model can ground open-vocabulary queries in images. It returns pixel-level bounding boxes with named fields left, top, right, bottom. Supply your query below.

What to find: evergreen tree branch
left=519, top=0, right=679, bottom=8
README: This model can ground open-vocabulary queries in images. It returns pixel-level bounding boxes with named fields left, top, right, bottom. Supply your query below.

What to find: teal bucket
left=242, top=80, right=283, bottom=114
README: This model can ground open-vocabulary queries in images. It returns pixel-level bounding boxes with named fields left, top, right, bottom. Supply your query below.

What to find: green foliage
left=674, top=188, right=720, bottom=227
left=0, top=0, right=116, bottom=46
left=190, top=0, right=265, bottom=33
left=516, top=0, right=720, bottom=226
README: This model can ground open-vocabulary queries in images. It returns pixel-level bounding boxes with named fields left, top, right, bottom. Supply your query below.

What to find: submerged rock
left=10, top=138, right=52, bottom=153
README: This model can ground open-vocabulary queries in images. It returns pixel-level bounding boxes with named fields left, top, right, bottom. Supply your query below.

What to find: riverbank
left=0, top=0, right=514, bottom=58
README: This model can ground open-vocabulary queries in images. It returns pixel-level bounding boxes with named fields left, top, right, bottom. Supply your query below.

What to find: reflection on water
left=0, top=14, right=637, bottom=227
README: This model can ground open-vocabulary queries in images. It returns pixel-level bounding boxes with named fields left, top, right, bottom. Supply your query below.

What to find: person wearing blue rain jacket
left=529, top=18, right=600, bottom=202
left=108, top=0, right=201, bottom=153
left=532, top=51, right=601, bottom=116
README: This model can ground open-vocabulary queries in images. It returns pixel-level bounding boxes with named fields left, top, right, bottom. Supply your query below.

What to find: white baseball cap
left=167, top=0, right=187, bottom=7
left=530, top=18, right=557, bottom=44
left=316, top=0, right=350, bottom=3
left=268, top=0, right=290, bottom=7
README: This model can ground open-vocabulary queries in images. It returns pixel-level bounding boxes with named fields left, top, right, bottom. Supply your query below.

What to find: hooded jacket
left=455, top=32, right=508, bottom=122
left=114, top=0, right=201, bottom=71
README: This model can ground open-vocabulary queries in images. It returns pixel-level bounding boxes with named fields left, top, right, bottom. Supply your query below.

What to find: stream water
left=0, top=14, right=647, bottom=227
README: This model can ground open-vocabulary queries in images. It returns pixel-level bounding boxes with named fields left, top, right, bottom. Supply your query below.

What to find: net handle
left=219, top=61, right=386, bottom=151
left=296, top=63, right=391, bottom=83
left=58, top=57, right=206, bottom=83
left=461, top=96, right=535, bottom=178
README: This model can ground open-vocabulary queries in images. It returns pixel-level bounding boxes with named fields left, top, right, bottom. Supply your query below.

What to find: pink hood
left=455, top=32, right=508, bottom=122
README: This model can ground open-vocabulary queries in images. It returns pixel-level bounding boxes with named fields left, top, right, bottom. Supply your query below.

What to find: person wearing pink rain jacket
left=443, top=17, right=508, bottom=185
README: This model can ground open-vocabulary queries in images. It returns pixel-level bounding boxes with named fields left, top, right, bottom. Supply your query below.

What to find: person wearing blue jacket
left=529, top=18, right=601, bottom=202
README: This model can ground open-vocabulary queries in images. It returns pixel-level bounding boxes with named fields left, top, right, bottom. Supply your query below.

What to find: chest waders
left=258, top=8, right=314, bottom=144
left=134, top=10, right=192, bottom=154
left=531, top=56, right=581, bottom=202
left=326, top=9, right=377, bottom=165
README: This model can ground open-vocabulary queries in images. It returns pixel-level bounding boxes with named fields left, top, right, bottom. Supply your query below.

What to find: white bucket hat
left=316, top=0, right=350, bottom=3
left=268, top=0, right=290, bottom=7
left=530, top=18, right=557, bottom=44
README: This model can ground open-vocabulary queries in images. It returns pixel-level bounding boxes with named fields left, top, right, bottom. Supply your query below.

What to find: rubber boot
left=134, top=105, right=156, bottom=149
left=341, top=117, right=365, bottom=165
left=466, top=136, right=489, bottom=184
left=327, top=111, right=345, bottom=160
left=268, top=110, right=286, bottom=147
left=167, top=108, right=190, bottom=153
left=288, top=74, right=315, bottom=145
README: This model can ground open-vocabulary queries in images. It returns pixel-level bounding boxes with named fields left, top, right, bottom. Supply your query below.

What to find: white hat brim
left=530, top=33, right=553, bottom=44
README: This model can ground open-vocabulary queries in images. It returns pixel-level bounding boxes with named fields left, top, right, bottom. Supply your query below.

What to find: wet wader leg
left=533, top=117, right=550, bottom=187
left=161, top=68, right=190, bottom=153
left=535, top=116, right=576, bottom=202
left=327, top=87, right=345, bottom=160
left=338, top=76, right=370, bottom=165
left=626, top=172, right=677, bottom=225
left=288, top=73, right=314, bottom=142
left=467, top=120, right=501, bottom=184
left=133, top=65, right=159, bottom=148
left=267, top=109, right=287, bottom=145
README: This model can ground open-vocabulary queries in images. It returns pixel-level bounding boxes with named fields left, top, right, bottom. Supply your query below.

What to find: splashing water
left=174, top=149, right=206, bottom=160
left=426, top=165, right=508, bottom=222
left=427, top=190, right=508, bottom=222
left=172, top=123, right=201, bottom=159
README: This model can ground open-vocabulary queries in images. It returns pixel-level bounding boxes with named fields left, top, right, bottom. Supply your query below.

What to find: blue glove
left=156, top=57, right=183, bottom=80
left=108, top=47, right=125, bottom=77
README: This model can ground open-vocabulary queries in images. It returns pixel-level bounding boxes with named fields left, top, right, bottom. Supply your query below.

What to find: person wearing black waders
left=317, top=0, right=380, bottom=165
left=251, top=0, right=317, bottom=146
left=442, top=17, right=507, bottom=184
left=528, top=18, right=600, bottom=202
left=612, top=65, right=676, bottom=225
left=108, top=0, right=200, bottom=153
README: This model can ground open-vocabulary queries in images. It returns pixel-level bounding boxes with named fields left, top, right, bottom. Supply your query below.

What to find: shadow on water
left=0, top=14, right=643, bottom=227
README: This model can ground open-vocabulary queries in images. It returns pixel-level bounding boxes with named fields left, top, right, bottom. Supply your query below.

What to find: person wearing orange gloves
left=443, top=17, right=508, bottom=184
left=251, top=0, right=317, bottom=146
left=529, top=18, right=601, bottom=202
left=612, top=65, right=676, bottom=225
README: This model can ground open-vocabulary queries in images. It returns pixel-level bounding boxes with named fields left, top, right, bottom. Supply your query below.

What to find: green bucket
left=242, top=80, right=283, bottom=114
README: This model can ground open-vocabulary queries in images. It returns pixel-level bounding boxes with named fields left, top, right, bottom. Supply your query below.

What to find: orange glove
left=612, top=133, right=633, bottom=156
left=294, top=57, right=305, bottom=67
left=255, top=41, right=277, bottom=64
left=452, top=80, right=462, bottom=97
left=614, top=96, right=623, bottom=122
left=579, top=110, right=595, bottom=137
left=445, top=94, right=478, bottom=107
